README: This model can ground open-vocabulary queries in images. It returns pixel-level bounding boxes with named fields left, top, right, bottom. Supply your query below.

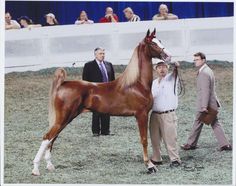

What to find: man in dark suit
left=82, top=47, right=115, bottom=136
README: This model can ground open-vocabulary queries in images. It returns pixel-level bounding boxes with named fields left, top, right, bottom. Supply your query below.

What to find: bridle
left=146, top=39, right=185, bottom=97
left=147, top=40, right=166, bottom=61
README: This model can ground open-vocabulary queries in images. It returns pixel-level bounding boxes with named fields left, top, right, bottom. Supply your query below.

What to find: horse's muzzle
left=161, top=48, right=172, bottom=62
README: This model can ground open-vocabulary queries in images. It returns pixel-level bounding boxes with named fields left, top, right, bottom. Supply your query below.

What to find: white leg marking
left=32, top=140, right=51, bottom=176
left=44, top=148, right=55, bottom=172
left=147, top=160, right=155, bottom=168
left=147, top=160, right=158, bottom=173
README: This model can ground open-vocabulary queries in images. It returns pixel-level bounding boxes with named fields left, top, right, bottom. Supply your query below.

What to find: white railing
left=5, top=17, right=233, bottom=73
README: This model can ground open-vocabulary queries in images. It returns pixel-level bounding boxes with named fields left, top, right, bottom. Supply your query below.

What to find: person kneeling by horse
left=149, top=60, right=182, bottom=168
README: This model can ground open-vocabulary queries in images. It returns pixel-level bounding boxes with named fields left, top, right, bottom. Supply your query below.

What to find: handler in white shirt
left=149, top=60, right=181, bottom=168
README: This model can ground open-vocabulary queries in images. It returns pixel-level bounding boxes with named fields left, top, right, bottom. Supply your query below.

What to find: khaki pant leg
left=149, top=112, right=162, bottom=162
left=187, top=112, right=204, bottom=147
left=160, top=112, right=181, bottom=162
left=211, top=118, right=229, bottom=148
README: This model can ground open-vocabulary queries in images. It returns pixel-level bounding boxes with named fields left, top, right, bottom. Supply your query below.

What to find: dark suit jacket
left=82, top=60, right=115, bottom=82
left=196, top=64, right=220, bottom=112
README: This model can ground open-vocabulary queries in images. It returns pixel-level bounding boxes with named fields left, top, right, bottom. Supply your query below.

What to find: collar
left=130, top=14, right=135, bottom=19
left=157, top=74, right=168, bottom=83
left=95, top=59, right=104, bottom=66
left=199, top=63, right=207, bottom=73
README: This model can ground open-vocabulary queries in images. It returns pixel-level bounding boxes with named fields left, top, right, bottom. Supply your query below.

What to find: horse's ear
left=146, top=29, right=150, bottom=38
left=150, top=28, right=156, bottom=38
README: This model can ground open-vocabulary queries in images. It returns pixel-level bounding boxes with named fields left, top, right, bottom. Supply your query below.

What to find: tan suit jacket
left=187, top=64, right=229, bottom=148
left=196, top=64, right=220, bottom=112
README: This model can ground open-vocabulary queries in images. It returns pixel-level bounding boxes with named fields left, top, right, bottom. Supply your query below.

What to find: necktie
left=99, top=63, right=108, bottom=82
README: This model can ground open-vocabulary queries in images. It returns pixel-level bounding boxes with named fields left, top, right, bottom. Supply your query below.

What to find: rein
left=174, top=66, right=178, bottom=95
left=146, top=41, right=185, bottom=96
left=173, top=65, right=185, bottom=96
left=147, top=42, right=166, bottom=60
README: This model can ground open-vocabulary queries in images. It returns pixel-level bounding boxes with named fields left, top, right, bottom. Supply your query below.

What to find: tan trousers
left=187, top=112, right=229, bottom=148
left=149, top=111, right=181, bottom=163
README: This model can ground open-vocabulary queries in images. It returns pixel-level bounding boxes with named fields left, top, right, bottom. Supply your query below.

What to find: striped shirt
left=129, top=14, right=140, bottom=22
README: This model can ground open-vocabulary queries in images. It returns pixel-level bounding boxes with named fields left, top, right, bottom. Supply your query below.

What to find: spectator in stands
left=18, top=16, right=42, bottom=29
left=123, top=7, right=140, bottom=22
left=44, top=13, right=59, bottom=26
left=75, top=10, right=94, bottom=25
left=152, top=4, right=178, bottom=20
left=5, top=12, right=21, bottom=30
left=99, top=7, right=119, bottom=23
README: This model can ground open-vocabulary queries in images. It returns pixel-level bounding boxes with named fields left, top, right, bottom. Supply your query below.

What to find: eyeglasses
left=193, top=59, right=202, bottom=62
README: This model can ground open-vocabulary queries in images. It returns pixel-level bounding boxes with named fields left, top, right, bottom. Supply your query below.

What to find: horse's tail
left=48, top=68, right=67, bottom=129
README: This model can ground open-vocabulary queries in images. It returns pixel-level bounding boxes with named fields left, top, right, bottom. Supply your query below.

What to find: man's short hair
left=106, top=7, right=113, bottom=12
left=123, top=7, right=133, bottom=14
left=94, top=47, right=105, bottom=53
left=194, top=52, right=206, bottom=60
left=159, top=4, right=168, bottom=11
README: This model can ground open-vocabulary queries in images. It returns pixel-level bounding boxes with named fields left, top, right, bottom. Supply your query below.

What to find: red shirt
left=99, top=14, right=119, bottom=23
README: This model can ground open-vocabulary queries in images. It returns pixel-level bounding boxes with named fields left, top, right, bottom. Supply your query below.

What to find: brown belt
left=153, top=109, right=175, bottom=114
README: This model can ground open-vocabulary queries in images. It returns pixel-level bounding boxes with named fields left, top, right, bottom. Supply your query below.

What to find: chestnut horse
left=32, top=29, right=172, bottom=176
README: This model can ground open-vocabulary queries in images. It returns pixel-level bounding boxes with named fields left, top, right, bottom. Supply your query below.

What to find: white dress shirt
left=74, top=19, right=94, bottom=25
left=152, top=73, right=178, bottom=112
left=96, top=59, right=108, bottom=80
left=199, top=63, right=207, bottom=73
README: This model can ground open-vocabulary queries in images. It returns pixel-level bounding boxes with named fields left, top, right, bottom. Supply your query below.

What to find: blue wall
left=5, top=1, right=234, bottom=25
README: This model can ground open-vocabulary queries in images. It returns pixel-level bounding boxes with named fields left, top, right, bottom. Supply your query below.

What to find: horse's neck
left=138, top=47, right=153, bottom=90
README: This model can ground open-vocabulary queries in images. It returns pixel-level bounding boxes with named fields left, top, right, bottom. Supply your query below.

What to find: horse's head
left=144, top=29, right=172, bottom=63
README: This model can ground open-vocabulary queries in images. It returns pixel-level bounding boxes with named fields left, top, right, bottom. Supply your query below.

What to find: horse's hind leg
left=44, top=107, right=84, bottom=173
left=32, top=124, right=64, bottom=176
left=32, top=137, right=53, bottom=176
left=32, top=102, right=83, bottom=176
left=44, top=137, right=58, bottom=172
left=32, top=109, right=71, bottom=176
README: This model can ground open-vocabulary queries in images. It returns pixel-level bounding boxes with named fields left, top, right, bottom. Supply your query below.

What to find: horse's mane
left=118, top=46, right=140, bottom=88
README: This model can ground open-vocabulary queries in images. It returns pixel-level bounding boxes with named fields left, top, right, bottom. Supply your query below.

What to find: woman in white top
left=75, top=10, right=94, bottom=25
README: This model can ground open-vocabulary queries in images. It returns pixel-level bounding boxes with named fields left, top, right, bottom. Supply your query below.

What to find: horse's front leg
left=136, top=111, right=157, bottom=174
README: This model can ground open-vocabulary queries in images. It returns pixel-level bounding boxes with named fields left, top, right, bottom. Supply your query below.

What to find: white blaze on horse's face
left=152, top=38, right=164, bottom=49
left=152, top=38, right=172, bottom=63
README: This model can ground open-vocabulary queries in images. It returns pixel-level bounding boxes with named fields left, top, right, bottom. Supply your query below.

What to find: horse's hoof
left=32, top=169, right=40, bottom=176
left=47, top=164, right=55, bottom=172
left=146, top=166, right=158, bottom=174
